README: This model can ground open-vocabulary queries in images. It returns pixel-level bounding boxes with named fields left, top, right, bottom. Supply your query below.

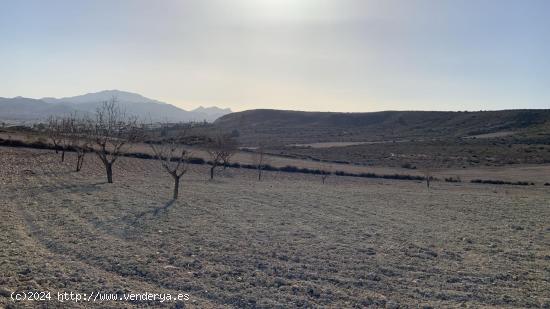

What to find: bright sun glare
left=244, top=0, right=315, bottom=21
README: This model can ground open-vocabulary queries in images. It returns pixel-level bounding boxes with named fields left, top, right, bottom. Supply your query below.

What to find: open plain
left=1, top=146, right=549, bottom=308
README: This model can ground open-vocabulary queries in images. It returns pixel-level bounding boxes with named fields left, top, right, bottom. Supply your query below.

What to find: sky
left=0, top=0, right=548, bottom=112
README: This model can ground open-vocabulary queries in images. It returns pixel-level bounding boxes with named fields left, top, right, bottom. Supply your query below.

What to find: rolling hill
left=215, top=109, right=550, bottom=145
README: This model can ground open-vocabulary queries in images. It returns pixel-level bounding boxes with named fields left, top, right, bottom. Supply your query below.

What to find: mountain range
left=0, top=90, right=232, bottom=123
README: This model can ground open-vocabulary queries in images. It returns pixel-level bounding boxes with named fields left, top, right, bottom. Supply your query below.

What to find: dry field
left=1, top=146, right=550, bottom=308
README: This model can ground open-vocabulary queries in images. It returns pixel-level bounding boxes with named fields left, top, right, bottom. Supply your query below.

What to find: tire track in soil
left=9, top=151, right=217, bottom=308
left=13, top=203, right=212, bottom=308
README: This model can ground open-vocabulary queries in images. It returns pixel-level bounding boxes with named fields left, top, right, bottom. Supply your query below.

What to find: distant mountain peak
left=42, top=89, right=167, bottom=105
left=192, top=106, right=232, bottom=113
left=3, top=90, right=232, bottom=123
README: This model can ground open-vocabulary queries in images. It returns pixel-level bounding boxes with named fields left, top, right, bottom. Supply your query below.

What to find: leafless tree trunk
left=89, top=98, right=140, bottom=183
left=105, top=162, right=113, bottom=183
left=210, top=164, right=216, bottom=180
left=76, top=154, right=85, bottom=172
left=173, top=176, right=181, bottom=199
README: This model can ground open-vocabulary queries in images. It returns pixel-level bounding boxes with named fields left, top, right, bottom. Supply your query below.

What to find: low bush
left=279, top=165, right=319, bottom=174
left=331, top=160, right=350, bottom=165
left=401, top=163, right=417, bottom=169
left=188, top=157, right=206, bottom=165
left=445, top=177, right=462, bottom=183
left=262, top=164, right=280, bottom=172
left=126, top=152, right=154, bottom=160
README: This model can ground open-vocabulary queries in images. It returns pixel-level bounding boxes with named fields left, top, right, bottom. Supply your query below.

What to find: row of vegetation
left=332, top=170, right=426, bottom=181
left=444, top=176, right=539, bottom=186
left=470, top=179, right=535, bottom=186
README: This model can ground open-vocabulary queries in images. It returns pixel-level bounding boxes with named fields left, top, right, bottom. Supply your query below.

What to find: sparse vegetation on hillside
left=215, top=109, right=550, bottom=145
left=276, top=139, right=550, bottom=169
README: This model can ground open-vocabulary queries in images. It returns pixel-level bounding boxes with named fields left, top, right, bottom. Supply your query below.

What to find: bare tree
left=59, top=117, right=74, bottom=162
left=424, top=167, right=433, bottom=189
left=90, top=98, right=140, bottom=183
left=319, top=163, right=332, bottom=184
left=66, top=115, right=90, bottom=172
left=149, top=127, right=191, bottom=199
left=205, top=132, right=237, bottom=180
left=254, top=143, right=267, bottom=181
left=46, top=116, right=75, bottom=162
left=46, top=116, right=64, bottom=159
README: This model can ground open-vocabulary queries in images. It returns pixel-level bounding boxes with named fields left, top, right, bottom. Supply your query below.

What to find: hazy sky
left=1, top=0, right=548, bottom=112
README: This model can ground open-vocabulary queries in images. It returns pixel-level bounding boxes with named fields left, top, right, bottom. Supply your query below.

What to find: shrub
left=227, top=162, right=240, bottom=168
left=280, top=165, right=299, bottom=173
left=262, top=164, right=279, bottom=172
left=401, top=163, right=417, bottom=169
left=188, top=157, right=206, bottom=165
left=445, top=177, right=462, bottom=183
left=331, top=160, right=350, bottom=165
left=126, top=152, right=154, bottom=160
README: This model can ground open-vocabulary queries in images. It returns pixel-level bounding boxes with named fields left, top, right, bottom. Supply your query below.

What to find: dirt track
left=1, top=146, right=549, bottom=308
